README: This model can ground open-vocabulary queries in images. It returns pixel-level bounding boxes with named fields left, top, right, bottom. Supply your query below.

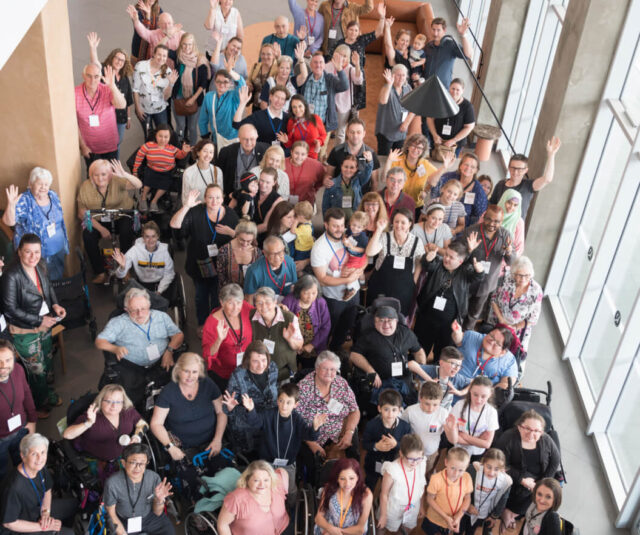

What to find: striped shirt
left=133, top=142, right=188, bottom=174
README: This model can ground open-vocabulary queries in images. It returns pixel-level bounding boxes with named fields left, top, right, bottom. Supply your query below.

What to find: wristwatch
left=164, top=442, right=174, bottom=451
left=166, top=346, right=176, bottom=354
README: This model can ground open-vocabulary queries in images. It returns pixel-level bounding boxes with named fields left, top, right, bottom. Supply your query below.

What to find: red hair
left=319, top=458, right=367, bottom=517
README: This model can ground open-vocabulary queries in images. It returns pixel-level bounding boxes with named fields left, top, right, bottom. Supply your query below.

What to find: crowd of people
left=0, top=0, right=568, bottom=534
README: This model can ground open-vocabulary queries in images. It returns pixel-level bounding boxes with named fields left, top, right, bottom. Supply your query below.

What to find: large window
left=455, top=0, right=492, bottom=74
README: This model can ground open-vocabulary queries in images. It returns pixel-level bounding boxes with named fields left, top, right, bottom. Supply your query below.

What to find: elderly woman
left=151, top=352, right=227, bottom=463
left=488, top=256, right=542, bottom=353
left=247, top=43, right=278, bottom=110
left=77, top=159, right=142, bottom=284
left=375, top=65, right=414, bottom=156
left=284, top=141, right=325, bottom=203
left=216, top=219, right=261, bottom=290
left=202, top=283, right=253, bottom=392
left=170, top=184, right=239, bottom=332
left=282, top=275, right=331, bottom=370
left=358, top=192, right=388, bottom=237
left=1, top=433, right=76, bottom=534
left=1, top=234, right=66, bottom=416
left=322, top=154, right=373, bottom=219
left=278, top=95, right=327, bottom=160
left=181, top=139, right=223, bottom=206
left=495, top=410, right=561, bottom=530
left=250, top=145, right=290, bottom=199
left=3, top=169, right=69, bottom=280
left=217, top=460, right=289, bottom=535
left=251, top=287, right=303, bottom=381
left=366, top=208, right=423, bottom=316
left=63, top=384, right=146, bottom=466
left=259, top=55, right=297, bottom=111
left=222, top=340, right=278, bottom=452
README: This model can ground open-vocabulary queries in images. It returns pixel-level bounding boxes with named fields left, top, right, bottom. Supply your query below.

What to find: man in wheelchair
left=95, top=287, right=184, bottom=409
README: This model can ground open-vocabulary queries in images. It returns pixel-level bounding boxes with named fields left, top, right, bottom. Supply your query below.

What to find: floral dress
left=216, top=242, right=260, bottom=290
left=314, top=491, right=365, bottom=534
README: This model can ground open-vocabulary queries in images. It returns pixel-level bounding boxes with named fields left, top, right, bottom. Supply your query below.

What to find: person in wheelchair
left=95, top=287, right=184, bottom=409
left=62, top=384, right=147, bottom=468
left=111, top=221, right=176, bottom=298
left=103, top=443, right=173, bottom=535
left=349, top=305, right=427, bottom=406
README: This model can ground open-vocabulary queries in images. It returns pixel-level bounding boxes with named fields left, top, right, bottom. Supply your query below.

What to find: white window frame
left=456, top=0, right=491, bottom=73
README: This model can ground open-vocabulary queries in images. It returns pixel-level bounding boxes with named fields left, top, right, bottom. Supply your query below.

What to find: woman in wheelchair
left=62, top=384, right=147, bottom=469
left=314, top=457, right=373, bottom=535
left=112, top=220, right=176, bottom=298
left=150, top=352, right=227, bottom=463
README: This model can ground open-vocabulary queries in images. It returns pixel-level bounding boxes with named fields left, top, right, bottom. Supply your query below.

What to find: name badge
left=433, top=296, right=447, bottom=311
left=221, top=26, right=230, bottom=34
left=442, top=124, right=452, bottom=136
left=46, top=222, right=57, bottom=238
left=375, top=461, right=383, bottom=474
left=401, top=111, right=408, bottom=122
left=308, top=36, right=315, bottom=45
left=101, top=214, right=112, bottom=223
left=402, top=505, right=415, bottom=524
left=7, top=413, right=22, bottom=432
left=326, top=398, right=344, bottom=414
left=127, top=516, right=142, bottom=533
left=146, top=344, right=160, bottom=361
left=391, top=361, right=403, bottom=377
left=393, top=256, right=405, bottom=270
left=288, top=194, right=299, bottom=204
left=328, top=29, right=337, bottom=39
left=89, top=114, right=100, bottom=127
left=273, top=458, right=288, bottom=467
left=341, top=196, right=352, bottom=209
left=39, top=301, right=50, bottom=316
left=207, top=243, right=219, bottom=257
left=236, top=352, right=244, bottom=366
left=282, top=230, right=296, bottom=242
left=463, top=192, right=476, bottom=205
left=332, top=269, right=341, bottom=278
left=480, top=260, right=491, bottom=273
left=263, top=339, right=276, bottom=353
left=272, top=140, right=281, bottom=146
left=416, top=165, right=426, bottom=177
left=0, top=314, right=6, bottom=331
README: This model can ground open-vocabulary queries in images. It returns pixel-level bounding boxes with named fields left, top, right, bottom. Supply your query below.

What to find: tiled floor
left=32, top=0, right=627, bottom=533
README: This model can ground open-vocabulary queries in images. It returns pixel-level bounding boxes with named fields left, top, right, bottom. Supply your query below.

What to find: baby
left=341, top=211, right=369, bottom=300
left=409, top=33, right=427, bottom=86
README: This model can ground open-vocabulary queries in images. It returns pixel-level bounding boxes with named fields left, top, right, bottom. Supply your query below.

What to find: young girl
left=449, top=376, right=499, bottom=462
left=229, top=172, right=259, bottom=219
left=133, top=124, right=191, bottom=212
left=461, top=448, right=513, bottom=535
left=424, top=179, right=466, bottom=235
left=521, top=478, right=563, bottom=535
left=377, top=434, right=427, bottom=534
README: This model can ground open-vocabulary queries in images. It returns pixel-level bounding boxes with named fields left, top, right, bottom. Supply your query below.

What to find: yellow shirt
left=393, top=157, right=437, bottom=207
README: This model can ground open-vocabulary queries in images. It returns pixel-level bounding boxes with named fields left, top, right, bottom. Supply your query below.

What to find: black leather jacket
left=0, top=262, right=58, bottom=329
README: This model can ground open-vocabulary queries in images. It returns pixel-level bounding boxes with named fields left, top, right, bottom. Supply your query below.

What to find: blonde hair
left=413, top=33, right=427, bottom=44
left=171, top=352, right=206, bottom=383
left=334, top=44, right=351, bottom=57
left=294, top=201, right=313, bottom=221
left=260, top=146, right=285, bottom=170
left=349, top=210, right=369, bottom=227
left=179, top=32, right=202, bottom=57
left=442, top=179, right=463, bottom=196
left=236, top=460, right=281, bottom=489
left=95, top=384, right=134, bottom=412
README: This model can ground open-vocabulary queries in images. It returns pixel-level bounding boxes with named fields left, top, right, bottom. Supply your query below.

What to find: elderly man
left=379, top=167, right=416, bottom=218
left=76, top=64, right=126, bottom=168
left=233, top=85, right=290, bottom=146
left=209, top=35, right=248, bottom=81
left=244, top=236, right=298, bottom=303
left=126, top=6, right=184, bottom=66
left=217, top=124, right=269, bottom=194
left=261, top=15, right=303, bottom=60
left=349, top=305, right=426, bottom=405
left=95, top=288, right=183, bottom=408
left=0, top=340, right=36, bottom=483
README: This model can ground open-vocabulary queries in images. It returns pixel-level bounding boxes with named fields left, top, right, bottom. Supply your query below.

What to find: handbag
left=173, top=67, right=199, bottom=116
left=430, top=142, right=456, bottom=162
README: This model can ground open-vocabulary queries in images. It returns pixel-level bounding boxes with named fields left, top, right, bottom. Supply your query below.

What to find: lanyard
left=475, top=471, right=498, bottom=512
left=325, top=235, right=347, bottom=269
left=134, top=317, right=153, bottom=341
left=96, top=184, right=109, bottom=209
left=83, top=85, right=100, bottom=113
left=206, top=207, right=222, bottom=244
left=443, top=471, right=463, bottom=516
left=384, top=190, right=401, bottom=216
left=480, top=225, right=498, bottom=258
left=295, top=120, right=309, bottom=141
left=265, top=257, right=287, bottom=293
left=267, top=111, right=284, bottom=137
left=276, top=413, right=294, bottom=460
left=21, top=464, right=45, bottom=506
left=338, top=490, right=353, bottom=527
left=400, top=459, right=416, bottom=511
left=222, top=309, right=244, bottom=346
left=198, top=165, right=215, bottom=188
left=330, top=6, right=344, bottom=29
left=35, top=271, right=43, bottom=295
left=0, top=376, right=16, bottom=415
left=126, top=473, right=146, bottom=512
left=214, top=92, right=228, bottom=116
left=475, top=348, right=496, bottom=378
left=466, top=402, right=486, bottom=436
left=31, top=191, right=53, bottom=220
left=306, top=11, right=317, bottom=36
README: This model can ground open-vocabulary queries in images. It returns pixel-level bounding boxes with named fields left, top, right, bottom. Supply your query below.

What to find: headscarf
left=497, top=189, right=522, bottom=236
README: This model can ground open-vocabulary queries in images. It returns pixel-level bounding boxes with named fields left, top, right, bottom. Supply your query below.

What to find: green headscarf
left=497, top=189, right=522, bottom=236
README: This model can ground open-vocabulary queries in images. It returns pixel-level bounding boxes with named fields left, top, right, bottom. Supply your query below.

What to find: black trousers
left=106, top=358, right=170, bottom=412
left=83, top=218, right=136, bottom=274
left=415, top=310, right=456, bottom=363
left=326, top=292, right=360, bottom=351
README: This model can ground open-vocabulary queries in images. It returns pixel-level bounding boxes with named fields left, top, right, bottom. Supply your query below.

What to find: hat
left=375, top=306, right=399, bottom=320
left=239, top=172, right=258, bottom=190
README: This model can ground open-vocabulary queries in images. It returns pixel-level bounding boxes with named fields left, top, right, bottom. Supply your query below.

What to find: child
left=112, top=221, right=175, bottom=297
left=230, top=172, right=259, bottom=218
left=401, top=382, right=457, bottom=474
left=449, top=376, right=499, bottom=461
left=418, top=346, right=469, bottom=409
left=423, top=447, right=473, bottom=535
left=409, top=33, right=427, bottom=86
left=521, top=478, right=563, bottom=535
left=133, top=124, right=191, bottom=212
left=377, top=434, right=427, bottom=534
left=460, top=448, right=513, bottom=535
left=424, top=179, right=466, bottom=235
left=362, top=388, right=412, bottom=490
left=292, top=201, right=314, bottom=262
left=341, top=210, right=369, bottom=301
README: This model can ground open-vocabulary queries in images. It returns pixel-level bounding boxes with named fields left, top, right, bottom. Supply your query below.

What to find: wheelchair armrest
left=60, top=439, right=90, bottom=473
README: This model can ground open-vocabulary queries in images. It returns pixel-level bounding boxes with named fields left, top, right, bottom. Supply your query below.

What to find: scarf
left=497, top=188, right=522, bottom=236
left=177, top=51, right=209, bottom=98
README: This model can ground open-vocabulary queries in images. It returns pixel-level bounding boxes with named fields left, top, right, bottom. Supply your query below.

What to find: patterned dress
left=314, top=491, right=366, bottom=534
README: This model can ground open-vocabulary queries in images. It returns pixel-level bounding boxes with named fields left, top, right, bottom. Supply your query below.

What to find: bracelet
left=41, top=508, right=50, bottom=515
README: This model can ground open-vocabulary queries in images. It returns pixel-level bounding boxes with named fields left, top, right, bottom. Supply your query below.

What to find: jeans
left=0, top=427, right=28, bottom=483
left=193, top=277, right=220, bottom=326
left=116, top=121, right=127, bottom=158
left=138, top=108, right=169, bottom=139
left=45, top=249, right=67, bottom=281
left=173, top=103, right=200, bottom=144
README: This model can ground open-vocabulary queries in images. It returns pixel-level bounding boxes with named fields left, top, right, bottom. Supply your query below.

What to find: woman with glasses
left=216, top=219, right=260, bottom=290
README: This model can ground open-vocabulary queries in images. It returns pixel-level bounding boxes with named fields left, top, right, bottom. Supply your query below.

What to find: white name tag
left=480, top=260, right=491, bottom=273
left=393, top=256, right=405, bottom=270
left=89, top=114, right=100, bottom=127
left=332, top=269, right=341, bottom=278
left=288, top=195, right=299, bottom=204
left=0, top=314, right=6, bottom=331
left=236, top=352, right=244, bottom=366
left=308, top=103, right=315, bottom=113
left=273, top=458, right=288, bottom=467
left=433, top=296, right=447, bottom=311
left=341, top=196, right=352, bottom=209
left=272, top=140, right=281, bottom=146
left=463, top=192, right=476, bottom=205
left=46, top=222, right=57, bottom=238
left=7, top=413, right=22, bottom=432
left=442, top=124, right=452, bottom=136
left=416, top=165, right=426, bottom=177
left=391, top=361, right=403, bottom=377
left=39, top=301, right=50, bottom=316
left=221, top=26, right=230, bottom=34
left=327, top=398, right=344, bottom=414
left=207, top=243, right=219, bottom=257
left=101, top=214, right=112, bottom=223
left=401, top=111, right=408, bottom=122
left=328, top=29, right=337, bottom=39
left=375, top=461, right=383, bottom=474
left=127, top=516, right=142, bottom=533
left=282, top=230, right=296, bottom=242
left=308, top=36, right=315, bottom=45
left=146, top=344, right=160, bottom=361
left=263, top=339, right=276, bottom=353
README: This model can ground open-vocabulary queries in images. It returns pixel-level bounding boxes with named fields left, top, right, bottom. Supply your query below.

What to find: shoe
left=92, top=273, right=107, bottom=284
left=37, top=409, right=50, bottom=419
left=149, top=202, right=160, bottom=213
left=49, top=393, right=63, bottom=407
left=139, top=197, right=148, bottom=211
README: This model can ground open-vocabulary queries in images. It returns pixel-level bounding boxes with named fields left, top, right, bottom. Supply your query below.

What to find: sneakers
left=149, top=202, right=160, bottom=213
left=139, top=197, right=148, bottom=211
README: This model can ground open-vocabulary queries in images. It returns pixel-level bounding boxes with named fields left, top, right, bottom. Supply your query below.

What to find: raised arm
left=532, top=136, right=561, bottom=191
left=383, top=17, right=396, bottom=66
left=294, top=41, right=309, bottom=87
left=378, top=68, right=393, bottom=105
left=374, top=2, right=386, bottom=38
left=87, top=32, right=102, bottom=68
left=204, top=0, right=218, bottom=30
left=457, top=18, right=472, bottom=61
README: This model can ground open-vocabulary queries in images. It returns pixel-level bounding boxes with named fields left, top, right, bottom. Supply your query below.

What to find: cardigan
left=281, top=294, right=331, bottom=352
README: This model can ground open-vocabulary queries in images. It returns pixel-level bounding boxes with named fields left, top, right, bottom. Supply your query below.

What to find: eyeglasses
left=128, top=307, right=150, bottom=314
left=513, top=273, right=531, bottom=279
left=406, top=456, right=424, bottom=463
left=443, top=361, right=461, bottom=369
left=375, top=318, right=397, bottom=325
left=409, top=144, right=425, bottom=151
left=265, top=250, right=285, bottom=257
left=508, top=165, right=527, bottom=172
left=127, top=461, right=149, bottom=468
left=102, top=399, right=124, bottom=406
left=485, top=333, right=504, bottom=349
left=215, top=79, right=230, bottom=85
left=519, top=425, right=543, bottom=435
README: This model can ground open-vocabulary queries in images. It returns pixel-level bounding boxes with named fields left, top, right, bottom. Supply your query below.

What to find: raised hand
left=168, top=70, right=179, bottom=85
left=238, top=85, right=252, bottom=105
left=87, top=32, right=101, bottom=49
left=456, top=17, right=470, bottom=36
left=296, top=25, right=308, bottom=41
left=154, top=477, right=173, bottom=502
left=376, top=1, right=386, bottom=19
left=211, top=29, right=222, bottom=43
left=102, top=65, right=116, bottom=86
left=111, top=248, right=126, bottom=269
left=223, top=54, right=237, bottom=72
left=110, top=159, right=127, bottom=177
left=272, top=42, right=282, bottom=59
left=5, top=184, right=19, bottom=205
left=126, top=4, right=138, bottom=21
left=451, top=320, right=461, bottom=333
left=472, top=256, right=484, bottom=273
left=294, top=41, right=307, bottom=62
left=313, top=412, right=328, bottom=430
left=86, top=403, right=99, bottom=424
left=547, top=136, right=561, bottom=155
left=186, top=189, right=201, bottom=208
left=222, top=390, right=239, bottom=410
left=382, top=68, right=393, bottom=85
left=241, top=393, right=254, bottom=411
left=385, top=16, right=396, bottom=28
left=376, top=218, right=388, bottom=232
left=466, top=230, right=479, bottom=251
left=209, top=0, right=219, bottom=8
left=363, top=150, right=373, bottom=162
left=136, top=0, right=152, bottom=18
left=442, top=150, right=455, bottom=169
left=388, top=148, right=402, bottom=161
left=351, top=50, right=360, bottom=66
left=216, top=319, right=230, bottom=341
left=276, top=132, right=289, bottom=144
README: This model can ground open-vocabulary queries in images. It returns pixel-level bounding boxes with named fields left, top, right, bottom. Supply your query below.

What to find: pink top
left=223, top=471, right=289, bottom=535
left=75, top=83, right=119, bottom=154
left=133, top=19, right=184, bottom=68
left=285, top=157, right=325, bottom=203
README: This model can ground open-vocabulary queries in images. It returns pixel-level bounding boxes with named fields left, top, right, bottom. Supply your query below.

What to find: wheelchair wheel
left=173, top=274, right=187, bottom=331
left=367, top=506, right=377, bottom=535
left=294, top=484, right=315, bottom=535
left=143, top=432, right=169, bottom=476
left=184, top=511, right=218, bottom=535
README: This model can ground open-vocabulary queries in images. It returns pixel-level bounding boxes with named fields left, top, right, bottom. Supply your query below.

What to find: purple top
left=73, top=407, right=142, bottom=461
left=281, top=294, right=331, bottom=352
left=0, top=365, right=36, bottom=439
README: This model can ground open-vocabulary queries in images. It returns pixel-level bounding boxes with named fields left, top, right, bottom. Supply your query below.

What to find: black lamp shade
left=400, top=75, right=459, bottom=118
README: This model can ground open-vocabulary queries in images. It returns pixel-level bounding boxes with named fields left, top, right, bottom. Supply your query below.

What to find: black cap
left=375, top=306, right=399, bottom=320
left=239, top=172, right=258, bottom=190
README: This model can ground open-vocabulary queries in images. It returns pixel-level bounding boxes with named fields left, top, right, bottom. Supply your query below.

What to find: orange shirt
left=426, top=470, right=473, bottom=528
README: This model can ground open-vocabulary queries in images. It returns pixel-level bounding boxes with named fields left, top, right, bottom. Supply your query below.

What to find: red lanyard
left=475, top=348, right=494, bottom=376
left=384, top=190, right=400, bottom=217
left=400, top=459, right=416, bottom=511
left=306, top=11, right=317, bottom=34
left=330, top=6, right=344, bottom=28
left=35, top=272, right=42, bottom=294
left=443, top=472, right=463, bottom=516
left=265, top=257, right=286, bottom=293
left=295, top=120, right=309, bottom=142
left=480, top=225, right=498, bottom=258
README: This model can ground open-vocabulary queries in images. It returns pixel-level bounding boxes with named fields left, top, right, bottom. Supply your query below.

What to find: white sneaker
left=139, top=197, right=148, bottom=211
left=149, top=202, right=160, bottom=213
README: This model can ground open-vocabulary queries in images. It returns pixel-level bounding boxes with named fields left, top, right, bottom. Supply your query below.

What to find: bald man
left=261, top=15, right=302, bottom=60
left=217, top=124, right=270, bottom=194
left=126, top=6, right=185, bottom=67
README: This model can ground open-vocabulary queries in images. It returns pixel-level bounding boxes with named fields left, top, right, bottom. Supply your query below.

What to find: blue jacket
left=322, top=159, right=373, bottom=213
left=198, top=77, right=246, bottom=141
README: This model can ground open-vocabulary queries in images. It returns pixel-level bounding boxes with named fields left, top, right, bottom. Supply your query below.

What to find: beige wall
left=0, top=0, right=81, bottom=270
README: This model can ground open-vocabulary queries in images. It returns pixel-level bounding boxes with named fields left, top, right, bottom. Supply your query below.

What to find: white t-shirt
left=311, top=232, right=357, bottom=300
left=450, top=400, right=499, bottom=456
left=401, top=404, right=449, bottom=456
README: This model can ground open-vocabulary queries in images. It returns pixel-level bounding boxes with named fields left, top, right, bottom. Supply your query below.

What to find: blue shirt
left=14, top=190, right=68, bottom=258
left=423, top=36, right=467, bottom=89
left=261, top=34, right=300, bottom=60
left=288, top=0, right=324, bottom=53
left=457, top=331, right=518, bottom=385
left=419, top=364, right=468, bottom=409
left=198, top=77, right=246, bottom=141
left=97, top=310, right=181, bottom=366
left=243, top=255, right=298, bottom=296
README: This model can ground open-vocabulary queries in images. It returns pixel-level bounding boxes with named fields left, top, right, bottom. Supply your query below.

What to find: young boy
left=401, top=382, right=457, bottom=474
left=417, top=346, right=469, bottom=409
left=423, top=447, right=473, bottom=535
left=409, top=33, right=427, bottom=86
left=341, top=210, right=369, bottom=301
left=362, top=388, right=412, bottom=490
left=292, top=201, right=314, bottom=262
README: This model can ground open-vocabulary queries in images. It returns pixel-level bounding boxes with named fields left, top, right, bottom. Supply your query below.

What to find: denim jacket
left=322, top=159, right=373, bottom=213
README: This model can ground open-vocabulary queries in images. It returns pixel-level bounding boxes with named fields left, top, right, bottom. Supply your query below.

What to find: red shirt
left=283, top=116, right=327, bottom=159
left=75, top=83, right=119, bottom=154
left=285, top=157, right=325, bottom=203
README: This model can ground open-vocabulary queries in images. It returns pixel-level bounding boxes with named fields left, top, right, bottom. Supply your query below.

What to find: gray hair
left=511, top=256, right=535, bottom=278
left=124, top=287, right=151, bottom=309
left=293, top=274, right=320, bottom=299
left=315, top=350, right=341, bottom=371
left=386, top=167, right=407, bottom=181
left=20, top=433, right=49, bottom=457
left=391, top=64, right=408, bottom=77
left=277, top=55, right=293, bottom=68
left=219, top=283, right=244, bottom=304
left=255, top=286, right=277, bottom=302
left=29, top=167, right=54, bottom=187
